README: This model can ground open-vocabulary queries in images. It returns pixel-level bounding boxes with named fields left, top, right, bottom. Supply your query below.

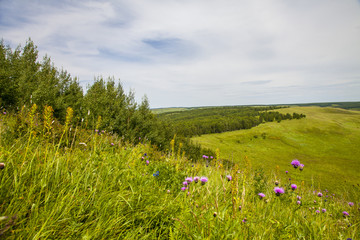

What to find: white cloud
left=1, top=0, right=360, bottom=107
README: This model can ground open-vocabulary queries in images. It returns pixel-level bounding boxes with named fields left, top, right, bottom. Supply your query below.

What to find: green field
left=192, top=107, right=360, bottom=197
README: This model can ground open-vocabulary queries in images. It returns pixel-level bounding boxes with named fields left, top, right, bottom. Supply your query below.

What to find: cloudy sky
left=1, top=0, right=360, bottom=108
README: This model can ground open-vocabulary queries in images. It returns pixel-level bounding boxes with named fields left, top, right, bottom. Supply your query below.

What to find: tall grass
left=0, top=107, right=358, bottom=239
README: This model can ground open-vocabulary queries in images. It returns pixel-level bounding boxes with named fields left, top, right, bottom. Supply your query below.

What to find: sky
left=1, top=0, right=360, bottom=108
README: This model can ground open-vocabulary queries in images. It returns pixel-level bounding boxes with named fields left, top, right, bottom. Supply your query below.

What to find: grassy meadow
left=0, top=106, right=359, bottom=239
left=192, top=106, right=360, bottom=198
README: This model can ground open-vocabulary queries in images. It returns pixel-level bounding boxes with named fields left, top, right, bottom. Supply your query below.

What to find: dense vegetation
left=0, top=106, right=358, bottom=239
left=0, top=38, right=175, bottom=149
left=157, top=106, right=306, bottom=137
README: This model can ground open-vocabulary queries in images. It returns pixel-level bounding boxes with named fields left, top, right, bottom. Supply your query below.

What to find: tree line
left=157, top=106, right=306, bottom=137
left=0, top=38, right=174, bottom=148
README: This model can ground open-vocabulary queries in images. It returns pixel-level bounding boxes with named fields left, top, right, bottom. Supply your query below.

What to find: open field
left=192, top=107, right=360, bottom=197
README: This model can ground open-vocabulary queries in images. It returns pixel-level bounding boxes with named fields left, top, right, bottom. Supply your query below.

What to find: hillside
left=192, top=107, right=360, bottom=197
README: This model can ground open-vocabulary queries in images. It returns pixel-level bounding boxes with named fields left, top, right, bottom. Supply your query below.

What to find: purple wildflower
left=297, top=195, right=301, bottom=200
left=183, top=181, right=188, bottom=186
left=322, top=209, right=326, bottom=213
left=291, top=184, right=297, bottom=190
left=314, top=200, right=317, bottom=204
left=348, top=202, right=354, bottom=207
left=185, top=177, right=193, bottom=184
left=258, top=193, right=265, bottom=199
left=111, top=143, right=114, bottom=146
left=226, top=175, right=232, bottom=181
left=146, top=160, right=149, bottom=165
left=194, top=176, right=200, bottom=183
left=297, top=201, right=301, bottom=205
left=299, top=164, right=304, bottom=171
left=200, top=177, right=208, bottom=185
left=181, top=187, right=187, bottom=191
left=291, top=159, right=301, bottom=168
left=274, top=187, right=285, bottom=196
left=317, top=192, right=323, bottom=197
left=343, top=211, right=349, bottom=216
left=315, top=210, right=320, bottom=214
left=285, top=171, right=288, bottom=174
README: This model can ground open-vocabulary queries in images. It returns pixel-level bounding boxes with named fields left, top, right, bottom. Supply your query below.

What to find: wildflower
left=167, top=190, right=170, bottom=194
left=200, top=177, right=208, bottom=185
left=322, top=209, right=326, bottom=213
left=141, top=156, right=144, bottom=160
left=111, top=143, right=114, bottom=146
left=194, top=176, right=200, bottom=183
left=274, top=187, right=285, bottom=196
left=285, top=171, right=288, bottom=174
left=297, top=201, right=301, bottom=205
left=181, top=187, right=187, bottom=191
left=213, top=212, right=217, bottom=217
left=144, top=153, right=147, bottom=156
left=275, top=180, right=279, bottom=185
left=183, top=181, right=188, bottom=186
left=0, top=163, right=4, bottom=170
left=146, top=160, right=149, bottom=165
left=185, top=177, right=193, bottom=184
left=343, top=211, right=349, bottom=216
left=348, top=202, right=354, bottom=207
left=299, top=164, right=304, bottom=171
left=239, top=206, right=242, bottom=210
left=317, top=192, right=323, bottom=197
left=316, top=210, right=320, bottom=214
left=297, top=195, right=301, bottom=200
left=242, top=218, right=247, bottom=223
left=210, top=156, right=213, bottom=159
left=291, top=159, right=301, bottom=168
left=291, top=184, right=297, bottom=190
left=153, top=171, right=159, bottom=177
left=258, top=193, right=265, bottom=199
left=95, top=129, right=99, bottom=133
left=226, top=175, right=232, bottom=181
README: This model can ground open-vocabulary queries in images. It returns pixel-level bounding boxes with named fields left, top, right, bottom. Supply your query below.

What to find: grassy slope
left=192, top=107, right=360, bottom=197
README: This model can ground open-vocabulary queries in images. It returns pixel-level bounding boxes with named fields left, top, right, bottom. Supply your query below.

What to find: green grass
left=192, top=107, right=360, bottom=198
left=0, top=107, right=359, bottom=239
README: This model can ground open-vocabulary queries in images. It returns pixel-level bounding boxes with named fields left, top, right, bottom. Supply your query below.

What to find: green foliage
left=158, top=106, right=305, bottom=137
left=0, top=108, right=358, bottom=239
left=193, top=107, right=360, bottom=198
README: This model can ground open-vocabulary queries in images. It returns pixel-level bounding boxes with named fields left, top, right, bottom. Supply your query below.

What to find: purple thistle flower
left=348, top=202, right=354, bottom=207
left=297, top=195, right=301, bottom=200
left=146, top=160, right=149, bottom=165
left=291, top=184, right=297, bottom=190
left=315, top=210, right=320, bottom=214
left=322, top=209, right=326, bottom=213
left=274, top=187, right=285, bottom=196
left=258, top=193, right=265, bottom=199
left=285, top=171, right=288, bottom=174
left=343, top=211, right=349, bottom=216
left=317, top=192, right=323, bottom=197
left=200, top=177, right=208, bottom=185
left=226, top=175, right=232, bottom=181
left=314, top=200, right=317, bottom=204
left=181, top=187, right=187, bottom=191
left=111, top=143, right=114, bottom=146
left=194, top=176, right=200, bottom=183
left=183, top=181, right=188, bottom=186
left=210, top=156, right=213, bottom=159
left=185, top=177, right=193, bottom=184
left=297, top=201, right=301, bottom=205
left=291, top=159, right=301, bottom=168
left=299, top=164, right=304, bottom=171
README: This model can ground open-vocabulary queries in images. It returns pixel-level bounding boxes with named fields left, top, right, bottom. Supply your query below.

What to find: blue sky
left=1, top=0, right=360, bottom=108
